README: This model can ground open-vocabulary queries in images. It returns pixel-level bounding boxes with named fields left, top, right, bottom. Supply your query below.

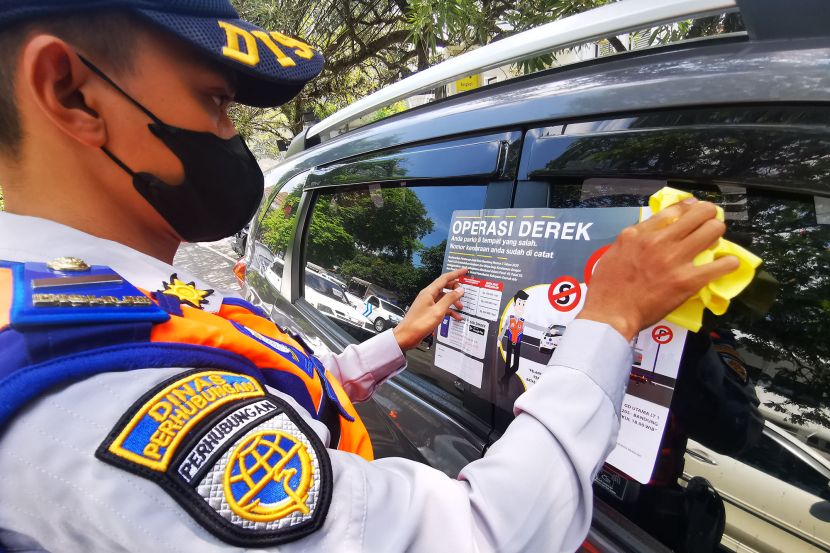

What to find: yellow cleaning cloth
left=649, top=187, right=762, bottom=332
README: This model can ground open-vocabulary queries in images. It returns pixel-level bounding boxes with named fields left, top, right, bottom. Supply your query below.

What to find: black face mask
left=79, top=56, right=264, bottom=243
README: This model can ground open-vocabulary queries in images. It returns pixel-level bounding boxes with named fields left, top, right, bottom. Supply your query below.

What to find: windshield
left=381, top=300, right=405, bottom=317
left=306, top=272, right=350, bottom=305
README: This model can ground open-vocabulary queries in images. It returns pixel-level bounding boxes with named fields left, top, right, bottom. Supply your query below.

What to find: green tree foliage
left=258, top=188, right=302, bottom=255
left=336, top=188, right=434, bottom=262
left=723, top=197, right=830, bottom=429
left=418, top=238, right=447, bottom=277
left=257, top=186, right=441, bottom=304
left=339, top=240, right=448, bottom=305
left=229, top=0, right=742, bottom=155
left=231, top=0, right=427, bottom=147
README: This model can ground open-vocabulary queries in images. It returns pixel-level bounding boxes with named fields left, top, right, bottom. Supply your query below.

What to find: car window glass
left=303, top=182, right=488, bottom=402
left=736, top=430, right=830, bottom=498
left=306, top=271, right=350, bottom=304
left=544, top=177, right=830, bottom=552
left=348, top=280, right=368, bottom=298
left=251, top=172, right=307, bottom=294
left=381, top=300, right=405, bottom=317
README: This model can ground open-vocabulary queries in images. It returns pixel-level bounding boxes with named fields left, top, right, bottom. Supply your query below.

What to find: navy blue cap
left=0, top=0, right=324, bottom=107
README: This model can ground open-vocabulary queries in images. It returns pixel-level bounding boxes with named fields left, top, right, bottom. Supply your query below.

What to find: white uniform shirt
left=0, top=212, right=633, bottom=553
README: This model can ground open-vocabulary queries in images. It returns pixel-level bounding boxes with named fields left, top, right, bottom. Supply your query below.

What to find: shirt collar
left=0, top=212, right=225, bottom=313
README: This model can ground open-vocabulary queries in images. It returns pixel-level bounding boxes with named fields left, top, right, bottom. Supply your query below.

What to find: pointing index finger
left=431, top=268, right=468, bottom=292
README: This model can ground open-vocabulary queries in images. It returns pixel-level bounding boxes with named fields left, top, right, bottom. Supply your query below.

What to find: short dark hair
left=0, top=11, right=141, bottom=157
left=514, top=289, right=529, bottom=301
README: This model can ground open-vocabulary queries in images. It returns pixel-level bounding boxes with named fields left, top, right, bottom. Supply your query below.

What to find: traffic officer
left=0, top=1, right=741, bottom=551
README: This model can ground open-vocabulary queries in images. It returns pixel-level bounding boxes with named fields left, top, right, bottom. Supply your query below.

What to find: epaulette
left=0, top=257, right=169, bottom=330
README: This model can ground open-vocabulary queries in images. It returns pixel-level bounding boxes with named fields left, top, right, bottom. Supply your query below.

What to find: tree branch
left=606, top=36, right=627, bottom=52
left=325, top=29, right=412, bottom=74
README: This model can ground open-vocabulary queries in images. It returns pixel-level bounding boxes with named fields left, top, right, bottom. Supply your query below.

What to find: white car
left=263, top=259, right=370, bottom=334
left=538, top=324, right=566, bottom=355
left=684, top=421, right=830, bottom=553
left=362, top=295, right=405, bottom=333
left=264, top=255, right=285, bottom=291
left=305, top=270, right=370, bottom=332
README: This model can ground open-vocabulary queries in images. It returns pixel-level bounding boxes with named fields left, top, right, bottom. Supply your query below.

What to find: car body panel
left=240, top=29, right=830, bottom=553
left=362, top=295, right=404, bottom=332
left=684, top=423, right=830, bottom=553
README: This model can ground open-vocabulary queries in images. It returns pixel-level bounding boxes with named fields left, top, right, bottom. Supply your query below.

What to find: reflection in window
left=551, top=178, right=830, bottom=552
left=304, top=183, right=488, bottom=400
left=738, top=430, right=830, bottom=499
left=551, top=179, right=830, bottom=441
left=382, top=299, right=406, bottom=317
left=253, top=172, right=306, bottom=294
left=817, top=196, right=830, bottom=225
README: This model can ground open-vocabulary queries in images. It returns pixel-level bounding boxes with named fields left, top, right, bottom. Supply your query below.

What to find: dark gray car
left=236, top=3, right=830, bottom=551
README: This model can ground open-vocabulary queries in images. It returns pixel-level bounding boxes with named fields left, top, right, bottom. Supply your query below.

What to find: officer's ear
left=19, top=35, right=107, bottom=148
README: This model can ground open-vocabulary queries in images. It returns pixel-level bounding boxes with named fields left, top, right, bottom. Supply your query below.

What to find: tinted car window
left=303, top=182, right=488, bottom=402
left=306, top=272, right=350, bottom=305
left=543, top=177, right=830, bottom=551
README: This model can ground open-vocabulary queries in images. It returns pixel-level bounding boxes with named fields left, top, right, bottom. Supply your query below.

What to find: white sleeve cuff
left=545, top=319, right=633, bottom=412
left=320, top=329, right=408, bottom=403
left=358, top=329, right=408, bottom=385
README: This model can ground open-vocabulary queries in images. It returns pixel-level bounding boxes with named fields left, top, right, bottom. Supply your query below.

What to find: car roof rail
left=737, top=0, right=830, bottom=41
left=307, top=0, right=738, bottom=141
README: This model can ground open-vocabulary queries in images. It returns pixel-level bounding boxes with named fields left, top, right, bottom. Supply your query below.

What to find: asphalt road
left=172, top=237, right=242, bottom=292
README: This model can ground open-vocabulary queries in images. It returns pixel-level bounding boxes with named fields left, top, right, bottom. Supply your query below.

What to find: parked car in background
left=231, top=222, right=250, bottom=257
left=345, top=277, right=400, bottom=304
left=684, top=421, right=830, bottom=553
left=362, top=294, right=405, bottom=332
left=250, top=254, right=375, bottom=340
left=307, top=262, right=348, bottom=287
left=234, top=1, right=830, bottom=551
left=304, top=270, right=371, bottom=336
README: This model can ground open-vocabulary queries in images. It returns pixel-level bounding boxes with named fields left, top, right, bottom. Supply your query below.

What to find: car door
left=365, top=296, right=380, bottom=329
left=685, top=423, right=830, bottom=553
left=246, top=130, right=522, bottom=475
left=511, top=105, right=830, bottom=552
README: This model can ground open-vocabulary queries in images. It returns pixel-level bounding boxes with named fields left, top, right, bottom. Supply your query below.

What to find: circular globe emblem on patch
left=223, top=430, right=314, bottom=522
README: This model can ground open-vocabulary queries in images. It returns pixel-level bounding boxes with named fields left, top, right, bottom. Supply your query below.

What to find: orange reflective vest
left=0, top=262, right=372, bottom=461
left=508, top=316, right=524, bottom=344
left=151, top=299, right=373, bottom=460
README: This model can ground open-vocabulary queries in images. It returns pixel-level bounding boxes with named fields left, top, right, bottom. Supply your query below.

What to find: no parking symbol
left=549, top=276, right=581, bottom=312
left=652, top=325, right=673, bottom=344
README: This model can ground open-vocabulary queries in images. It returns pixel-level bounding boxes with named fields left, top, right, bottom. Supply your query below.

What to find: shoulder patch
left=97, top=369, right=332, bottom=547
left=10, top=262, right=169, bottom=327
left=715, top=344, right=749, bottom=384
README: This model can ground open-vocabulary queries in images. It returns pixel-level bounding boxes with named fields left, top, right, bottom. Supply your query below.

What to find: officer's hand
left=393, top=268, right=467, bottom=352
left=577, top=198, right=740, bottom=341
